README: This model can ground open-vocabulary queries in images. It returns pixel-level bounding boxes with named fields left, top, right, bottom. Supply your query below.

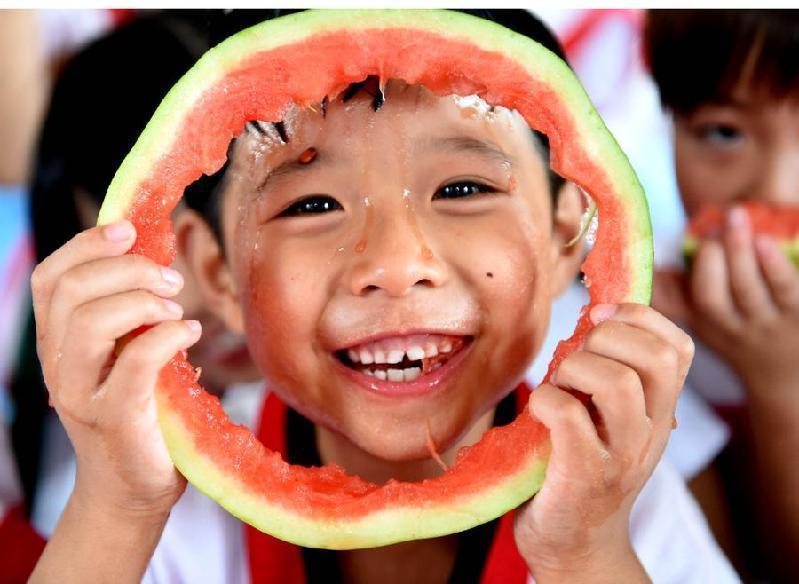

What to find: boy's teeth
left=342, top=333, right=469, bottom=380
left=406, top=346, right=425, bottom=361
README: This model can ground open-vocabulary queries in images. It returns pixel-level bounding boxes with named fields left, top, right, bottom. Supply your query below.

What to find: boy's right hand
left=31, top=220, right=201, bottom=519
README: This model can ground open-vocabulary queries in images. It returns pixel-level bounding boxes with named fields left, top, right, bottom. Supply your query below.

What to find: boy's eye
left=698, top=123, right=743, bottom=146
left=433, top=181, right=494, bottom=200
left=277, top=195, right=343, bottom=217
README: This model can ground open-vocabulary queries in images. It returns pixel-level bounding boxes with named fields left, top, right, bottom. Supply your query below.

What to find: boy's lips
left=333, top=333, right=473, bottom=396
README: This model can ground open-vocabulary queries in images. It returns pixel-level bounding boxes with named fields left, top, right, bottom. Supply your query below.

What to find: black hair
left=183, top=9, right=570, bottom=237
left=10, top=11, right=209, bottom=509
left=645, top=10, right=799, bottom=114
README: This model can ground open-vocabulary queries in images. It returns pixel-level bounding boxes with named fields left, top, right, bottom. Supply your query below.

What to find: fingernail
left=727, top=207, right=748, bottom=231
left=160, top=267, right=184, bottom=289
left=590, top=303, right=617, bottom=323
left=104, top=220, right=135, bottom=242
left=163, top=299, right=183, bottom=316
left=186, top=320, right=202, bottom=334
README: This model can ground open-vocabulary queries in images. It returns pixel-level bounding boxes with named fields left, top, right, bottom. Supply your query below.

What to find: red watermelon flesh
left=98, top=10, right=652, bottom=549
left=685, top=202, right=799, bottom=265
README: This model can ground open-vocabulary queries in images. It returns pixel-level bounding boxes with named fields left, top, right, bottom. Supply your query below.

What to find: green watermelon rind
left=684, top=236, right=799, bottom=268
left=97, top=9, right=652, bottom=549
left=159, top=402, right=548, bottom=548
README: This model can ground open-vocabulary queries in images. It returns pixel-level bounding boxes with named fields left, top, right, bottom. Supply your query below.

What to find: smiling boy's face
left=190, top=80, right=582, bottom=462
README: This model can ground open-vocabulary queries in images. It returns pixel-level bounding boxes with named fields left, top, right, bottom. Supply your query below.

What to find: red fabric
left=481, top=511, right=529, bottom=584
left=246, top=387, right=533, bottom=584
left=108, top=9, right=137, bottom=28
left=0, top=505, right=47, bottom=584
left=246, top=392, right=305, bottom=584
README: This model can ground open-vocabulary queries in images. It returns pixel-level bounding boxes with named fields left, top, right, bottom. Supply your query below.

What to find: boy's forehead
left=231, top=80, right=538, bottom=172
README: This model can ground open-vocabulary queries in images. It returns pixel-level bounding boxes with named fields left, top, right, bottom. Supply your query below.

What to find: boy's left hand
left=515, top=303, right=694, bottom=583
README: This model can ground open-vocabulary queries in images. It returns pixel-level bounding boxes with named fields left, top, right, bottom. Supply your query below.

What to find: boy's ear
left=549, top=181, right=586, bottom=297
left=173, top=208, right=245, bottom=335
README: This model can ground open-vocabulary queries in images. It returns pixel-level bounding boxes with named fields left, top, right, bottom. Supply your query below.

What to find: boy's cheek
left=674, top=128, right=752, bottom=214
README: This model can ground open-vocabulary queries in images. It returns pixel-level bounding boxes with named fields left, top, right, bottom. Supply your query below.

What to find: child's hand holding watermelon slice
left=655, top=206, right=799, bottom=406
left=515, top=303, right=694, bottom=581
left=29, top=221, right=197, bottom=581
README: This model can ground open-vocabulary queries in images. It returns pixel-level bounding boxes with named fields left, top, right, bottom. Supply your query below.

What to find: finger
left=553, top=350, right=649, bottom=453
left=31, top=221, right=136, bottom=332
left=583, top=319, right=681, bottom=430
left=724, top=207, right=776, bottom=319
left=101, top=320, right=201, bottom=421
left=690, top=239, right=741, bottom=330
left=54, top=291, right=185, bottom=413
left=590, top=303, right=694, bottom=384
left=46, top=255, right=184, bottom=364
left=756, top=235, right=799, bottom=310
left=529, top=384, right=605, bottom=474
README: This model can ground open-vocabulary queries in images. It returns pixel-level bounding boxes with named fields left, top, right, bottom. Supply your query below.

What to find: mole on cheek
left=298, top=147, right=317, bottom=164
left=486, top=272, right=494, bottom=279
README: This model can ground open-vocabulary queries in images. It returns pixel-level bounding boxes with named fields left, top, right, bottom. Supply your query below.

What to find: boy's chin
left=322, top=406, right=493, bottom=481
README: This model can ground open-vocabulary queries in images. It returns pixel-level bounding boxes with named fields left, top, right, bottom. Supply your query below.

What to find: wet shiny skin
left=203, top=81, right=580, bottom=481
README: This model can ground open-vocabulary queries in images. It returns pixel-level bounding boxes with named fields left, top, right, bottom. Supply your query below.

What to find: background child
left=29, top=10, right=736, bottom=583
left=646, top=9, right=799, bottom=581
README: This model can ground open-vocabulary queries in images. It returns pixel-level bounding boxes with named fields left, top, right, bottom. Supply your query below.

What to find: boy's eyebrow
left=419, top=136, right=515, bottom=164
left=256, top=150, right=331, bottom=191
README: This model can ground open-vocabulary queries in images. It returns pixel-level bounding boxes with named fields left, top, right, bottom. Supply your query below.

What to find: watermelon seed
left=247, top=121, right=267, bottom=135
left=372, top=86, right=385, bottom=112
left=273, top=121, right=289, bottom=143
left=298, top=147, right=317, bottom=164
left=320, top=96, right=328, bottom=117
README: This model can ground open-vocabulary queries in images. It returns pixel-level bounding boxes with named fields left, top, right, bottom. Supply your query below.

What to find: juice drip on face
left=403, top=189, right=434, bottom=261
left=354, top=196, right=373, bottom=253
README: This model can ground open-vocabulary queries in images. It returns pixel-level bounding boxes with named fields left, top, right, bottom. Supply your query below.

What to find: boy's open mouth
left=336, top=334, right=472, bottom=383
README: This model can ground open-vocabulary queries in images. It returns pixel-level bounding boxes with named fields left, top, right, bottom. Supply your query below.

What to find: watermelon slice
left=685, top=202, right=799, bottom=267
left=97, top=10, right=652, bottom=549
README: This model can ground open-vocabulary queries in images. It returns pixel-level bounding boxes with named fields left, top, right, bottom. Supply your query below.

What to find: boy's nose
left=347, top=210, right=447, bottom=298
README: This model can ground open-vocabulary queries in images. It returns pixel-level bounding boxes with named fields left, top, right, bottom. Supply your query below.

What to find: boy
left=646, top=9, right=799, bottom=581
left=29, top=10, right=733, bottom=583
